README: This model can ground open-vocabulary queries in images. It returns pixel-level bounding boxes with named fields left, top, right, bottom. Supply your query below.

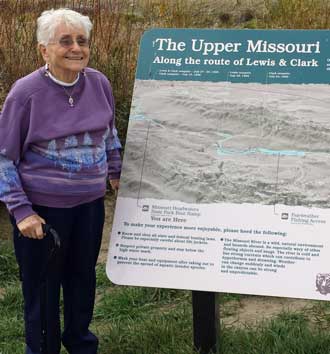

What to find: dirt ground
left=0, top=196, right=315, bottom=327
left=99, top=192, right=117, bottom=262
left=0, top=201, right=13, bottom=241
left=221, top=296, right=314, bottom=328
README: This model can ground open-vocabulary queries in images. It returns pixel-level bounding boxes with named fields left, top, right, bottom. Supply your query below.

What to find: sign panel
left=107, top=29, right=330, bottom=300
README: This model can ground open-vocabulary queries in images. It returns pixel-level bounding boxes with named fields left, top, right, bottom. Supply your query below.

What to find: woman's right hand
left=17, top=214, right=46, bottom=239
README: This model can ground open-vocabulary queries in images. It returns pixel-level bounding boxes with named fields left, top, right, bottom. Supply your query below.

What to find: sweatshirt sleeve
left=105, top=85, right=122, bottom=180
left=105, top=126, right=122, bottom=180
left=0, top=95, right=35, bottom=223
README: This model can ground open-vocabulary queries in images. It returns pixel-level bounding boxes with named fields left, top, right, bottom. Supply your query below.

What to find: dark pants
left=12, top=197, right=105, bottom=354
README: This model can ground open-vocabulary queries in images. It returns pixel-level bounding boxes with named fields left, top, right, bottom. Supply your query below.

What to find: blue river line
left=130, top=114, right=146, bottom=121
left=130, top=115, right=306, bottom=158
left=130, top=113, right=158, bottom=126
left=216, top=133, right=305, bottom=157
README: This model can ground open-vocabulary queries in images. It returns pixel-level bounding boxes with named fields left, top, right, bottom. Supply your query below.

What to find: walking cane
left=39, top=224, right=61, bottom=354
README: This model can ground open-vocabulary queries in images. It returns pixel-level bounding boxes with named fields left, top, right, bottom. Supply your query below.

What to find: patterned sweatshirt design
left=0, top=67, right=122, bottom=223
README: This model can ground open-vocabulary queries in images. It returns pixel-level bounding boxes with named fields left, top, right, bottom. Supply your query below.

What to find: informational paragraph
left=221, top=238, right=323, bottom=275
left=112, top=221, right=220, bottom=271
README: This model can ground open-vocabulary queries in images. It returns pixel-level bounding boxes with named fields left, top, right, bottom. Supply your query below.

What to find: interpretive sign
left=107, top=29, right=330, bottom=300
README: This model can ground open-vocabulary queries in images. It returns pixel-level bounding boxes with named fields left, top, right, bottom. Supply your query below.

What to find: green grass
left=0, top=243, right=25, bottom=354
left=0, top=240, right=19, bottom=285
left=94, top=304, right=195, bottom=354
left=221, top=312, right=330, bottom=354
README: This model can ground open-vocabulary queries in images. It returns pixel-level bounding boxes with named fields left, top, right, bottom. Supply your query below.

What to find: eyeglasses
left=49, top=35, right=90, bottom=48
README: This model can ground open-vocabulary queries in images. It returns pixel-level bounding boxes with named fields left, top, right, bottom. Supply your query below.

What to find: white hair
left=37, top=8, right=93, bottom=45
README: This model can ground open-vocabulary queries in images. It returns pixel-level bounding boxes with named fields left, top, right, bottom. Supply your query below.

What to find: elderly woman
left=0, top=8, right=121, bottom=354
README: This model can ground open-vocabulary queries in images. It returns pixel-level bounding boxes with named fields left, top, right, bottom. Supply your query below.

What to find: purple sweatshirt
left=0, top=66, right=122, bottom=223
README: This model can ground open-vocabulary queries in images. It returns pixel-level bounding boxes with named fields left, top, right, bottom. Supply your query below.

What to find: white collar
left=45, top=64, right=80, bottom=87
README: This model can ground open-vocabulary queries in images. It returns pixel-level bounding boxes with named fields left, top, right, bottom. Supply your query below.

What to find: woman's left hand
left=109, top=179, right=120, bottom=191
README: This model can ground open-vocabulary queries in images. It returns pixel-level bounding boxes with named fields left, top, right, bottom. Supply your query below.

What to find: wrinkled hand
left=109, top=179, right=120, bottom=191
left=17, top=214, right=46, bottom=239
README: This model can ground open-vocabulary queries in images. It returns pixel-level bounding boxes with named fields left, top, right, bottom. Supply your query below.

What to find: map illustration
left=119, top=80, right=330, bottom=208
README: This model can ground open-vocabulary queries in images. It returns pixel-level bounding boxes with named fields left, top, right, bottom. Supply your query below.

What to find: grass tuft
left=0, top=240, right=19, bottom=285
left=221, top=311, right=330, bottom=354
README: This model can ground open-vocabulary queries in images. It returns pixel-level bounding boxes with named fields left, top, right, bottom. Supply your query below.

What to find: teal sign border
left=136, top=29, right=330, bottom=84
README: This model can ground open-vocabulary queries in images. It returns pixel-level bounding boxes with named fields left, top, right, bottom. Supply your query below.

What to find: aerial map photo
left=119, top=79, right=330, bottom=208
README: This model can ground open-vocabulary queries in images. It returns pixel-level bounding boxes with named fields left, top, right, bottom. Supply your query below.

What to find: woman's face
left=39, top=22, right=90, bottom=82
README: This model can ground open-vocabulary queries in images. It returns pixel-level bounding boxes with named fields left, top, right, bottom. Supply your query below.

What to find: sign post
left=192, top=291, right=220, bottom=354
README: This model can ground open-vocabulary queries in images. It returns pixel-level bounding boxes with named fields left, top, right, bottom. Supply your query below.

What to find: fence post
left=192, top=291, right=220, bottom=354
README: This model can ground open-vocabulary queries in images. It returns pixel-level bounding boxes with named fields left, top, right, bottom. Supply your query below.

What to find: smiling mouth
left=65, top=57, right=84, bottom=60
